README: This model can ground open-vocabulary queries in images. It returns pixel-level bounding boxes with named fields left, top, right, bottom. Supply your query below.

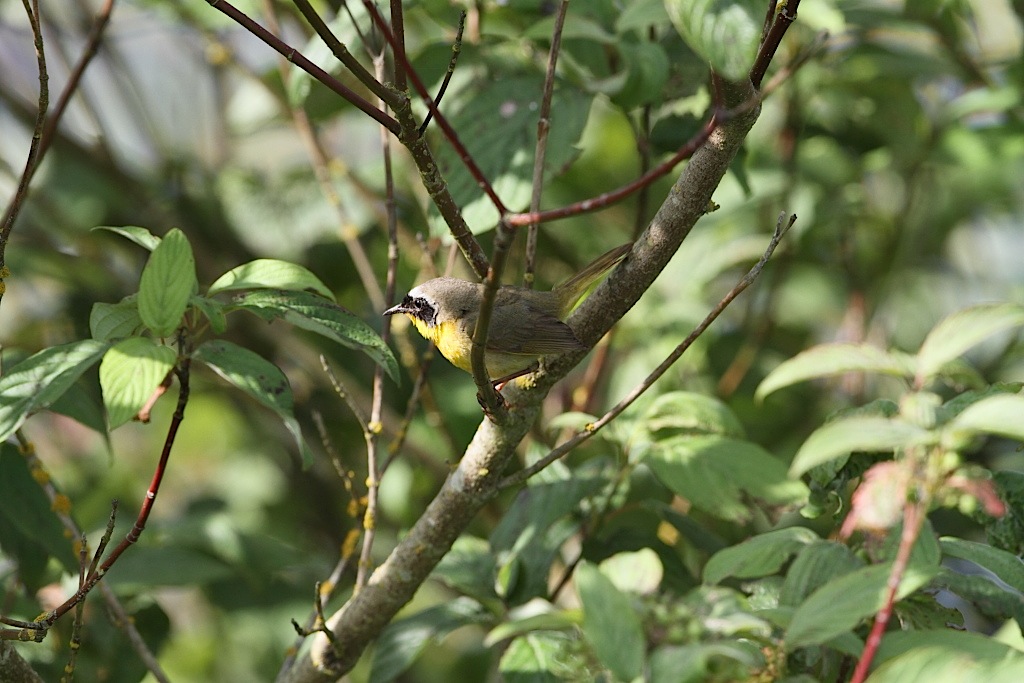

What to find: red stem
left=359, top=0, right=509, bottom=215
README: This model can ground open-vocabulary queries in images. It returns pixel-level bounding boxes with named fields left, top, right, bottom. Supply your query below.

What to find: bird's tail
left=553, top=242, right=632, bottom=316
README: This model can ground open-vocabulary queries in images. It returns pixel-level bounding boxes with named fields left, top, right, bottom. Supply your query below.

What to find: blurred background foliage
left=1, top=0, right=1023, bottom=681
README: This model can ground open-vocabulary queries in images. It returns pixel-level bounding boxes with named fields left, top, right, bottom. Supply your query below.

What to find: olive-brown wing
left=486, top=299, right=584, bottom=355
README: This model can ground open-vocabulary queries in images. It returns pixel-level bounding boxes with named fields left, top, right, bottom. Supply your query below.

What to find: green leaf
left=90, top=296, right=144, bottom=341
left=940, top=537, right=1024, bottom=594
left=369, top=598, right=489, bottom=683
left=933, top=567, right=1024, bottom=628
left=138, top=228, right=197, bottom=337
left=193, top=340, right=312, bottom=466
left=780, top=541, right=865, bottom=606
left=641, top=391, right=745, bottom=439
left=576, top=562, right=645, bottom=682
left=600, top=549, right=663, bottom=595
left=785, top=563, right=936, bottom=648
left=50, top=379, right=109, bottom=440
left=756, top=343, right=915, bottom=401
left=499, top=633, right=577, bottom=683
left=190, top=295, right=227, bottom=334
left=869, top=643, right=1024, bottom=683
left=612, top=40, right=670, bottom=109
left=207, top=259, right=334, bottom=300
left=485, top=609, right=581, bottom=647
left=916, top=303, right=1024, bottom=381
left=946, top=394, right=1024, bottom=442
left=789, top=416, right=931, bottom=479
left=645, top=436, right=808, bottom=522
left=616, top=0, right=672, bottom=33
left=664, top=0, right=763, bottom=81
left=99, top=338, right=177, bottom=429
left=649, top=642, right=761, bottom=683
left=92, top=225, right=161, bottom=251
left=106, top=545, right=234, bottom=587
left=0, top=445, right=78, bottom=573
left=874, top=630, right=1024, bottom=671
left=0, top=340, right=110, bottom=442
left=233, top=289, right=398, bottom=382
left=432, top=535, right=498, bottom=603
left=704, top=527, right=819, bottom=584
left=429, top=76, right=592, bottom=236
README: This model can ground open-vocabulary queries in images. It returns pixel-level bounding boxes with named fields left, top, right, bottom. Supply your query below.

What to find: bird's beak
left=383, top=303, right=408, bottom=317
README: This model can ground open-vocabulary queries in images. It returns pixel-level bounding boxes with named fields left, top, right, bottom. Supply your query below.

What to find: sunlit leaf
left=138, top=228, right=197, bottom=337
left=704, top=527, right=818, bottom=584
left=946, top=394, right=1024, bottom=442
left=193, top=340, right=312, bottom=466
left=916, top=303, right=1024, bottom=381
left=232, top=289, right=398, bottom=382
left=665, top=0, right=763, bottom=81
left=207, top=259, right=334, bottom=299
left=789, top=417, right=931, bottom=478
left=576, top=562, right=645, bottom=682
left=756, top=343, right=915, bottom=401
left=99, top=337, right=177, bottom=429
left=0, top=340, right=109, bottom=442
left=92, top=225, right=161, bottom=251
left=785, top=563, right=935, bottom=648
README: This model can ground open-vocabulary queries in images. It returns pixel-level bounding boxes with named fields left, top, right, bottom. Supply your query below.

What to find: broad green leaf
left=612, top=40, right=670, bottom=109
left=780, top=541, right=865, bottom=606
left=50, top=379, right=109, bottom=440
left=190, top=295, right=227, bottom=334
left=870, top=643, right=1024, bottom=683
left=92, top=225, right=161, bottom=251
left=874, top=630, right=1024, bottom=671
left=106, top=545, right=234, bottom=587
left=432, top=535, right=498, bottom=603
left=0, top=340, right=109, bottom=442
left=499, top=633, right=577, bottom=682
left=789, top=416, right=931, bottom=479
left=429, top=76, right=592, bottom=236
left=193, top=340, right=312, bottom=466
left=649, top=642, right=761, bottom=683
left=600, top=549, right=663, bottom=595
left=138, top=228, right=197, bottom=337
left=90, top=296, right=143, bottom=341
left=940, top=537, right=1024, bottom=594
left=756, top=343, right=915, bottom=401
left=0, top=445, right=78, bottom=573
left=576, top=562, right=644, bottom=682
left=641, top=391, right=745, bottom=439
left=916, top=303, right=1024, bottom=381
left=704, top=527, right=819, bottom=585
left=946, top=394, right=1024, bottom=442
left=645, top=436, right=808, bottom=522
left=232, top=289, right=398, bottom=382
left=665, top=0, right=763, bottom=81
left=933, top=567, right=1024, bottom=629
left=785, top=563, right=935, bottom=648
left=99, top=337, right=177, bottom=429
left=369, top=598, right=489, bottom=683
left=207, top=259, right=334, bottom=299
left=485, top=608, right=581, bottom=647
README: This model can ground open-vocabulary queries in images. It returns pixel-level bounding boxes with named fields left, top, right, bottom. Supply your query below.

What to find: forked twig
left=418, top=11, right=467, bottom=137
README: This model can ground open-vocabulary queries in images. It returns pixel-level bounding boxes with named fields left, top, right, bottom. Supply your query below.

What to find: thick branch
left=282, top=77, right=761, bottom=683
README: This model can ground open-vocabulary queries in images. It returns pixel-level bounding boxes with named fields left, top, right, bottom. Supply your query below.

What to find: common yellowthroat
left=384, top=244, right=630, bottom=385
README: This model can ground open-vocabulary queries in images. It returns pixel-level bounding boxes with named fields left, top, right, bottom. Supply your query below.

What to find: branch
left=502, top=212, right=795, bottom=487
left=281, top=75, right=763, bottom=683
left=203, top=0, right=400, bottom=134
left=0, top=0, right=48, bottom=302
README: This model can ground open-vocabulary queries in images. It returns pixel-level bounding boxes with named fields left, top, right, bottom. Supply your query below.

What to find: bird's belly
left=432, top=322, right=535, bottom=379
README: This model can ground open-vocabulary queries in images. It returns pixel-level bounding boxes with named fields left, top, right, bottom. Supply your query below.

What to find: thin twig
left=320, top=355, right=370, bottom=430
left=38, top=0, right=116, bottom=159
left=750, top=0, right=800, bottom=88
left=418, top=11, right=467, bottom=137
left=471, top=219, right=517, bottom=417
left=524, top=0, right=570, bottom=289
left=0, top=0, right=49, bottom=301
left=388, top=0, right=407, bottom=92
left=263, top=0, right=387, bottom=311
left=500, top=213, right=796, bottom=488
left=359, top=0, right=509, bottom=215
left=203, top=0, right=400, bottom=134
left=290, top=0, right=398, bottom=106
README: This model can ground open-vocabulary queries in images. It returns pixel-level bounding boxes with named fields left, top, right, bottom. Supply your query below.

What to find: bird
left=384, top=243, right=630, bottom=387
